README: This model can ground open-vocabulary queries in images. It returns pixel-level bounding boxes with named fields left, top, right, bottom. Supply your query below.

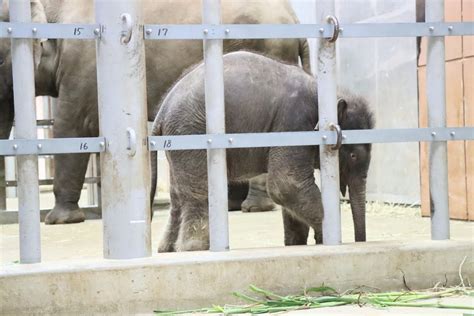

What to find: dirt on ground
left=1, top=192, right=472, bottom=264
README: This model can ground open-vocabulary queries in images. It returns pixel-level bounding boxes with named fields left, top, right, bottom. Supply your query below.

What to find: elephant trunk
left=348, top=177, right=367, bottom=242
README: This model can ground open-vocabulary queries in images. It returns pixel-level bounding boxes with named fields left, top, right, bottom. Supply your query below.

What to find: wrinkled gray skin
left=416, top=0, right=425, bottom=62
left=152, top=52, right=374, bottom=252
left=0, top=0, right=310, bottom=224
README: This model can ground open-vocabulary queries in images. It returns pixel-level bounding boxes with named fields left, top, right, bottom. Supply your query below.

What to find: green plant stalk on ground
left=154, top=285, right=474, bottom=315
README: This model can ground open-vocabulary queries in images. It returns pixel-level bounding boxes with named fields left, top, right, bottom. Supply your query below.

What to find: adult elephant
left=0, top=0, right=310, bottom=224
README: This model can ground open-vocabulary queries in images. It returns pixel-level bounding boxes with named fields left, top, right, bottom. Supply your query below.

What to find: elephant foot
left=241, top=174, right=277, bottom=213
left=242, top=195, right=276, bottom=212
left=175, top=239, right=209, bottom=252
left=241, top=188, right=276, bottom=213
left=45, top=205, right=85, bottom=224
left=157, top=241, right=175, bottom=253
left=228, top=198, right=244, bottom=211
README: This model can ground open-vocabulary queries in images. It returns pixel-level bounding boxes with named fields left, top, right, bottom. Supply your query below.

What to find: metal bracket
left=328, top=123, right=342, bottom=150
left=326, top=15, right=340, bottom=42
left=126, top=128, right=137, bottom=156
left=120, top=13, right=133, bottom=44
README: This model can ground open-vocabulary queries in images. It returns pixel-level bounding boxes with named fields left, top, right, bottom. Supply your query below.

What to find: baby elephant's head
left=337, top=95, right=375, bottom=242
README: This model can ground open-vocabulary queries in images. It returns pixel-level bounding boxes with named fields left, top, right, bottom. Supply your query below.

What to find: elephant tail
left=298, top=38, right=311, bottom=74
left=150, top=117, right=162, bottom=221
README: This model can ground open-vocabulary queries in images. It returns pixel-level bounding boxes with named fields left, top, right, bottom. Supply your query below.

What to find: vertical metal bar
left=0, top=157, right=6, bottom=210
left=202, top=0, right=229, bottom=251
left=43, top=97, right=54, bottom=180
left=86, top=155, right=96, bottom=206
left=426, top=0, right=450, bottom=239
left=95, top=0, right=151, bottom=259
left=10, top=0, right=41, bottom=263
left=317, top=0, right=341, bottom=245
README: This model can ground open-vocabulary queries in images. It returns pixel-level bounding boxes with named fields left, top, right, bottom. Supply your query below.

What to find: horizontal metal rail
left=148, top=127, right=474, bottom=151
left=1, top=22, right=473, bottom=40
left=144, top=22, right=474, bottom=40
left=0, top=22, right=100, bottom=39
left=0, top=137, right=105, bottom=156
left=0, top=128, right=471, bottom=156
left=12, top=119, right=54, bottom=127
left=1, top=176, right=100, bottom=187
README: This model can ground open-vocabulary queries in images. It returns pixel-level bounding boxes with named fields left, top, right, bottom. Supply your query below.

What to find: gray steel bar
left=95, top=0, right=151, bottom=259
left=148, top=127, right=474, bottom=151
left=0, top=137, right=105, bottom=155
left=143, top=22, right=474, bottom=40
left=0, top=22, right=100, bottom=39
left=3, top=177, right=100, bottom=187
left=426, top=0, right=450, bottom=240
left=0, top=157, right=5, bottom=210
left=202, top=0, right=229, bottom=252
left=0, top=126, right=471, bottom=156
left=9, top=0, right=41, bottom=263
left=1, top=21, right=473, bottom=40
left=317, top=1, right=341, bottom=245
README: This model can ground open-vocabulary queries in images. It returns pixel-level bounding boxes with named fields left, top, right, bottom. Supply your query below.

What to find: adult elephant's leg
left=0, top=106, right=13, bottom=210
left=46, top=151, right=90, bottom=224
left=228, top=179, right=249, bottom=210
left=45, top=102, right=92, bottom=224
left=241, top=174, right=276, bottom=212
left=282, top=207, right=309, bottom=246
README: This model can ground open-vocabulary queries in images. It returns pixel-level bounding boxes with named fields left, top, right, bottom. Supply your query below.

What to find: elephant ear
left=337, top=98, right=348, bottom=124
left=31, top=0, right=48, bottom=70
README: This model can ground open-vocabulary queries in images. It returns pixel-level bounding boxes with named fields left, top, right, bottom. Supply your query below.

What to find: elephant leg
left=175, top=199, right=209, bottom=252
left=45, top=152, right=90, bottom=224
left=157, top=173, right=183, bottom=252
left=314, top=221, right=323, bottom=245
left=0, top=106, right=13, bottom=211
left=282, top=207, right=309, bottom=245
left=45, top=107, right=93, bottom=224
left=228, top=179, right=249, bottom=211
left=241, top=174, right=276, bottom=212
left=267, top=147, right=323, bottom=238
left=169, top=150, right=209, bottom=252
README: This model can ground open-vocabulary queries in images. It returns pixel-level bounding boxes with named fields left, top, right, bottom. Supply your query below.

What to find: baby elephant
left=153, top=51, right=374, bottom=252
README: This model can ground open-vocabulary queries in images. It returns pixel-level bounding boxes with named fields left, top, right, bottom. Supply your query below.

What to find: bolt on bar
left=10, top=0, right=41, bottom=263
left=317, top=0, right=342, bottom=245
left=202, top=0, right=229, bottom=252
left=426, top=0, right=450, bottom=240
left=95, top=0, right=151, bottom=259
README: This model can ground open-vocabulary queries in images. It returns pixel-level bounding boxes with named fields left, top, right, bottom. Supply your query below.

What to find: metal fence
left=0, top=0, right=473, bottom=263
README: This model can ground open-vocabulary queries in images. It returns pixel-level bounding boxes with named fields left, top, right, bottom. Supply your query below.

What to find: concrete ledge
left=1, top=240, right=473, bottom=314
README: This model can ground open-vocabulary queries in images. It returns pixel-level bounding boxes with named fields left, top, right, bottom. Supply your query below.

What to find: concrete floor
left=1, top=192, right=472, bottom=263
left=1, top=191, right=473, bottom=315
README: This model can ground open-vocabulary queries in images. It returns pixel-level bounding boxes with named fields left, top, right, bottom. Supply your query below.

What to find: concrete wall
left=291, top=0, right=420, bottom=204
left=2, top=1, right=421, bottom=206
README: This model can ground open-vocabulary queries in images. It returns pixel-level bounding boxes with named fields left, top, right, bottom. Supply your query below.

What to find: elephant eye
left=350, top=152, right=357, bottom=160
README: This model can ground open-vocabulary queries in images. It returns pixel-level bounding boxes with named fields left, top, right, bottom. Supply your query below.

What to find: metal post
left=426, top=0, right=450, bottom=239
left=317, top=0, right=341, bottom=245
left=95, top=0, right=151, bottom=259
left=10, top=0, right=41, bottom=263
left=0, top=157, right=6, bottom=210
left=202, top=0, right=229, bottom=251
